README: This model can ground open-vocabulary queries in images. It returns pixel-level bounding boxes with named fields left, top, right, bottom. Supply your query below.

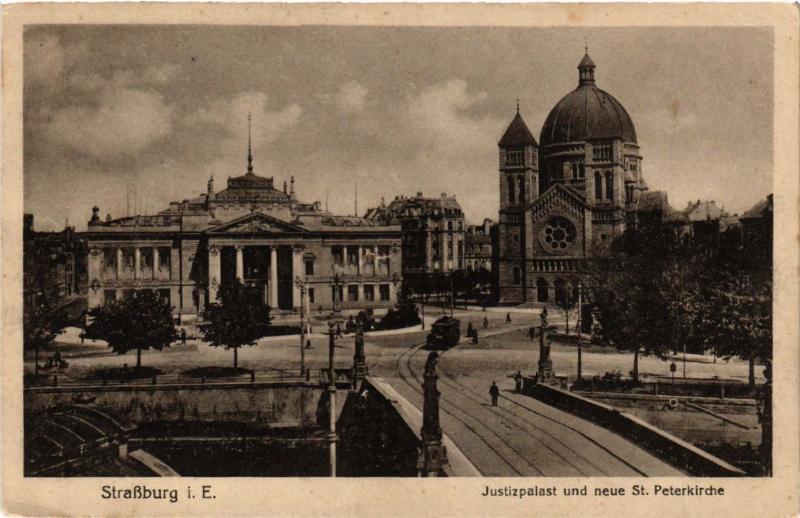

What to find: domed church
left=496, top=50, right=659, bottom=305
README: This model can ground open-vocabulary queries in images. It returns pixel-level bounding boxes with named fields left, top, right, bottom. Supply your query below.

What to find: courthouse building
left=84, top=143, right=402, bottom=320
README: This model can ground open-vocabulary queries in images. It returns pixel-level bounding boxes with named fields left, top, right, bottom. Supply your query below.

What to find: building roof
left=637, top=191, right=687, bottom=222
left=740, top=194, right=773, bottom=220
left=682, top=200, right=725, bottom=221
left=540, top=54, right=637, bottom=147
left=498, top=112, right=537, bottom=148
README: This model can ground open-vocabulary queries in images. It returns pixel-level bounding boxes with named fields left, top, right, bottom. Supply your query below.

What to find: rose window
left=540, top=217, right=576, bottom=253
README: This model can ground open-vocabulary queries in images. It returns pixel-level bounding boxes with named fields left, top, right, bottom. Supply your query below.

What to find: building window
left=308, top=288, right=315, bottom=304
left=458, top=221, right=463, bottom=231
left=508, top=176, right=516, bottom=204
left=517, top=176, right=525, bottom=204
left=159, top=289, right=171, bottom=305
left=605, top=171, right=613, bottom=201
left=122, top=249, right=134, bottom=270
left=512, top=267, right=521, bottom=285
left=305, top=260, right=314, bottom=276
left=347, top=285, right=359, bottom=302
left=448, top=221, right=453, bottom=231
left=364, top=284, right=375, bottom=301
left=158, top=248, right=170, bottom=270
left=331, top=246, right=344, bottom=267
left=332, top=286, right=343, bottom=303
left=379, top=284, right=390, bottom=301
left=506, top=150, right=523, bottom=166
left=141, top=248, right=154, bottom=272
left=103, top=289, right=116, bottom=306
left=104, top=249, right=116, bottom=270
left=595, top=171, right=602, bottom=200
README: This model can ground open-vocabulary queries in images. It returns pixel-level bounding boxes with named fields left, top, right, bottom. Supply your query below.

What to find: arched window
left=512, top=267, right=521, bottom=285
left=508, top=176, right=515, bottom=204
left=554, top=278, right=567, bottom=305
left=579, top=162, right=585, bottom=179
left=605, top=171, right=613, bottom=201
left=536, top=278, right=549, bottom=303
left=517, top=176, right=525, bottom=204
left=595, top=172, right=602, bottom=200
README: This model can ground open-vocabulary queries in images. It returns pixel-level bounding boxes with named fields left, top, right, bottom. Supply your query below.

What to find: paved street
left=386, top=340, right=684, bottom=476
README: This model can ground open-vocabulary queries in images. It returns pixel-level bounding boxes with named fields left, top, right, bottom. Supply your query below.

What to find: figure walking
left=528, top=326, right=535, bottom=341
left=489, top=381, right=500, bottom=407
left=180, top=328, right=187, bottom=345
left=506, top=312, right=512, bottom=325
left=514, top=370, right=523, bottom=393
left=483, top=316, right=489, bottom=329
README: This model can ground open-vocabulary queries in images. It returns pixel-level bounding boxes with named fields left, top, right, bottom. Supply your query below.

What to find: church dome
left=540, top=52, right=637, bottom=147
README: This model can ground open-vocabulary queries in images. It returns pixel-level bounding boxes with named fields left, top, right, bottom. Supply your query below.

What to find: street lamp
left=391, top=272, right=401, bottom=305
left=576, top=282, right=583, bottom=381
left=294, top=276, right=307, bottom=375
left=325, top=269, right=343, bottom=479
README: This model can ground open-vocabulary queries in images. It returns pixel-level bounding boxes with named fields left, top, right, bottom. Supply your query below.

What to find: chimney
left=91, top=206, right=100, bottom=224
left=283, top=181, right=287, bottom=194
left=380, top=196, right=385, bottom=207
left=290, top=176, right=296, bottom=200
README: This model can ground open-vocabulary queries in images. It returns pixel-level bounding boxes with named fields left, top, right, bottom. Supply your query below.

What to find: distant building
left=365, top=192, right=465, bottom=289
left=740, top=194, right=773, bottom=258
left=23, top=214, right=87, bottom=318
left=464, top=219, right=494, bottom=272
left=83, top=131, right=402, bottom=320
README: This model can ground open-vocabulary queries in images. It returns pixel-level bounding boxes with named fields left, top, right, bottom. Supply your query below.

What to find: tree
left=199, top=279, right=272, bottom=369
left=702, top=266, right=771, bottom=386
left=24, top=295, right=64, bottom=375
left=88, top=290, right=177, bottom=369
left=557, top=291, right=576, bottom=334
left=588, top=225, right=687, bottom=382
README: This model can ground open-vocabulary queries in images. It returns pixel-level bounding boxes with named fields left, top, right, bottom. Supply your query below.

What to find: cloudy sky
left=24, top=25, right=772, bottom=231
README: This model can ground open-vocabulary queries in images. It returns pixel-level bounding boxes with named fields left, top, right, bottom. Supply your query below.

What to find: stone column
left=270, top=246, right=279, bottom=308
left=357, top=246, right=363, bottom=275
left=208, top=245, right=221, bottom=302
left=152, top=246, right=158, bottom=280
left=116, top=248, right=123, bottom=280
left=235, top=245, right=244, bottom=281
left=425, top=232, right=433, bottom=271
left=440, top=230, right=447, bottom=272
left=134, top=247, right=141, bottom=280
left=453, top=236, right=460, bottom=271
left=372, top=246, right=378, bottom=277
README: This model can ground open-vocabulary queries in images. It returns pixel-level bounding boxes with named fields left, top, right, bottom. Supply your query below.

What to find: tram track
left=394, top=341, right=536, bottom=476
left=435, top=348, right=650, bottom=476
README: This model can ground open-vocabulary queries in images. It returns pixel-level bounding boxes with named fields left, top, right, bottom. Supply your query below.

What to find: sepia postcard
left=1, top=3, right=799, bottom=517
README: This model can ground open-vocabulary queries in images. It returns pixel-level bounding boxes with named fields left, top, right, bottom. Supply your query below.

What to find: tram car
left=425, top=316, right=461, bottom=350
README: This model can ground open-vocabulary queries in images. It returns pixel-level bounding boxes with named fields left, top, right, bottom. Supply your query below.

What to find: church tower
left=497, top=105, right=538, bottom=304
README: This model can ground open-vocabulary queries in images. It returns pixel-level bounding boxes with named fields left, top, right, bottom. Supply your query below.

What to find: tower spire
left=516, top=98, right=520, bottom=114
left=247, top=113, right=254, bottom=175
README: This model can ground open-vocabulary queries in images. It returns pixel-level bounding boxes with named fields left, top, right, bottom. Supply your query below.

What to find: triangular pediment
left=206, top=211, right=307, bottom=234
left=528, top=184, right=588, bottom=223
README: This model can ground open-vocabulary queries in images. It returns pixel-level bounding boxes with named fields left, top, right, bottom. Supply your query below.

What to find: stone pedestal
left=418, top=352, right=448, bottom=477
left=352, top=327, right=368, bottom=390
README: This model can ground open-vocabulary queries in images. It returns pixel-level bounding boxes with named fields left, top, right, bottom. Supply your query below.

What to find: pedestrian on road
left=489, top=381, right=500, bottom=406
left=180, top=328, right=187, bottom=345
left=306, top=339, right=312, bottom=349
left=466, top=322, right=474, bottom=338
left=483, top=316, right=489, bottom=329
left=514, top=370, right=523, bottom=392
left=336, top=324, right=343, bottom=340
left=506, top=313, right=512, bottom=325
left=527, top=326, right=535, bottom=341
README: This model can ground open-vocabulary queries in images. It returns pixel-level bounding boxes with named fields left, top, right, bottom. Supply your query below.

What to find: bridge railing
left=24, top=368, right=354, bottom=389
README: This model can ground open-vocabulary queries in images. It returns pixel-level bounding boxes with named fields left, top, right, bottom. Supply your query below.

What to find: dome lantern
left=578, top=48, right=596, bottom=86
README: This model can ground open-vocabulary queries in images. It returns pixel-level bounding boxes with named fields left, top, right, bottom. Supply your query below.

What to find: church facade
left=497, top=52, right=657, bottom=305
left=84, top=140, right=402, bottom=320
